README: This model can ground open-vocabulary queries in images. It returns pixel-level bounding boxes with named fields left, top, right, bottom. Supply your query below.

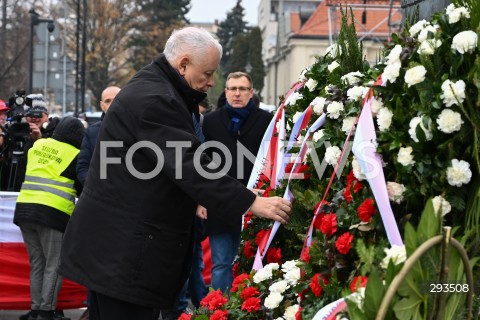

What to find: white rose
left=347, top=86, right=368, bottom=101
left=397, top=146, right=415, bottom=166
left=386, top=45, right=403, bottom=64
left=409, top=20, right=428, bottom=37
left=377, top=108, right=393, bottom=132
left=269, top=280, right=289, bottom=293
left=341, top=71, right=364, bottom=85
left=341, top=116, right=357, bottom=134
left=432, top=195, right=452, bottom=217
left=325, top=146, right=341, bottom=166
left=404, top=65, right=427, bottom=87
left=387, top=181, right=406, bottom=204
left=285, top=92, right=303, bottom=106
left=440, top=79, right=466, bottom=107
left=436, top=109, right=463, bottom=134
left=447, top=159, right=472, bottom=187
left=370, top=97, right=384, bottom=115
left=408, top=116, right=433, bottom=142
left=284, top=305, right=300, bottom=320
left=326, top=101, right=344, bottom=119
left=417, top=24, right=439, bottom=43
left=352, top=156, right=366, bottom=180
left=312, top=129, right=325, bottom=142
left=381, top=245, right=407, bottom=269
left=264, top=292, right=284, bottom=309
left=311, top=97, right=326, bottom=115
left=305, top=78, right=318, bottom=92
left=292, top=111, right=303, bottom=124
left=328, top=61, right=340, bottom=72
left=451, top=30, right=478, bottom=54
left=383, top=62, right=401, bottom=84
left=417, top=39, right=442, bottom=55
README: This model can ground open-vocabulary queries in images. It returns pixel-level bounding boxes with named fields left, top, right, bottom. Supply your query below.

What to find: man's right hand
left=249, top=196, right=292, bottom=224
left=29, top=123, right=42, bottom=141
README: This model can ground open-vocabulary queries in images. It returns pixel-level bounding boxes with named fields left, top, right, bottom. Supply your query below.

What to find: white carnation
left=341, top=71, right=364, bottom=86
left=328, top=61, right=340, bottom=72
left=432, top=195, right=452, bottom=217
left=404, top=65, right=427, bottom=87
left=281, top=260, right=300, bottom=273
left=409, top=20, right=428, bottom=37
left=408, top=116, right=433, bottom=142
left=377, top=108, right=393, bottom=132
left=285, top=92, right=303, bottom=106
left=436, top=109, right=463, bottom=133
left=311, top=97, right=327, bottom=115
left=283, top=267, right=301, bottom=285
left=352, top=156, right=366, bottom=180
left=417, top=24, right=439, bottom=43
left=269, top=280, right=289, bottom=293
left=447, top=159, right=472, bottom=187
left=347, top=86, right=368, bottom=101
left=440, top=79, right=466, bottom=107
left=446, top=4, right=470, bottom=24
left=451, top=30, right=478, bottom=54
left=264, top=292, right=284, bottom=309
left=299, top=68, right=310, bottom=82
left=386, top=45, right=403, bottom=64
left=397, top=146, right=415, bottom=166
left=370, top=97, right=384, bottom=115
left=305, top=78, right=318, bottom=92
left=325, top=146, right=341, bottom=166
left=381, top=245, right=407, bottom=269
left=417, top=39, right=442, bottom=55
left=326, top=101, right=344, bottom=119
left=312, top=129, right=325, bottom=142
left=341, top=116, right=357, bottom=134
left=253, top=267, right=273, bottom=283
left=284, top=305, right=300, bottom=320
left=292, top=111, right=303, bottom=124
left=383, top=62, right=401, bottom=84
left=387, top=181, right=406, bottom=204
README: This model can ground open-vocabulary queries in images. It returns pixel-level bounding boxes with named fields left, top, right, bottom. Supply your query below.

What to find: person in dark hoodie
left=76, top=86, right=121, bottom=186
left=13, top=116, right=85, bottom=320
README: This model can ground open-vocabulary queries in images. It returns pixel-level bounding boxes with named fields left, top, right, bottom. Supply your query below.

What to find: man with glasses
left=201, top=72, right=273, bottom=293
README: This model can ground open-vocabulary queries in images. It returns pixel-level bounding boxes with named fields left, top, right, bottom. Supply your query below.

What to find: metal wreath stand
left=375, top=227, right=475, bottom=320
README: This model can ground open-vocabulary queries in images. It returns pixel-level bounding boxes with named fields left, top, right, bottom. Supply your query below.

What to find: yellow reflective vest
left=16, top=138, right=79, bottom=216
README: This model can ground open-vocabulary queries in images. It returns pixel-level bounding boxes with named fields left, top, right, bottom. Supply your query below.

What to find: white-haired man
left=58, top=27, right=292, bottom=319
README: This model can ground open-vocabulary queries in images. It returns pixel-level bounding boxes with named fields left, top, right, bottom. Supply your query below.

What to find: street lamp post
left=29, top=9, right=55, bottom=93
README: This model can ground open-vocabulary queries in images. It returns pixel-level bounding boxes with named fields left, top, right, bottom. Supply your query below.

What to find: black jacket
left=202, top=105, right=272, bottom=236
left=76, top=113, right=104, bottom=185
left=58, top=54, right=256, bottom=309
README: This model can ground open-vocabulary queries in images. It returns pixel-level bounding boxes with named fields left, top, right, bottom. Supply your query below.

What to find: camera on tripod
left=5, top=90, right=44, bottom=142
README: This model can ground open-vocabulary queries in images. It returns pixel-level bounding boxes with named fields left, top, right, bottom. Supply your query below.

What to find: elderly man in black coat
left=58, top=27, right=291, bottom=320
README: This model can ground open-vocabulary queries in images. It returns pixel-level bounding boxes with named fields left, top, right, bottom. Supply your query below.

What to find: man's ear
left=177, top=56, right=190, bottom=76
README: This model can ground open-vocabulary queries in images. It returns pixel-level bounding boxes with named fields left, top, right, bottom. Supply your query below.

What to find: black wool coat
left=58, top=54, right=256, bottom=309
left=202, top=105, right=272, bottom=236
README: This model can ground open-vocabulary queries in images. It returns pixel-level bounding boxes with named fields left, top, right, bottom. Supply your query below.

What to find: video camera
left=5, top=90, right=43, bottom=141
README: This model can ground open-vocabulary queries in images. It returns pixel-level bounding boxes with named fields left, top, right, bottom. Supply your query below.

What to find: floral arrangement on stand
left=182, top=1, right=479, bottom=319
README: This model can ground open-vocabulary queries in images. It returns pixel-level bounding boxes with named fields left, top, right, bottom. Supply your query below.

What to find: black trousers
left=89, top=291, right=155, bottom=320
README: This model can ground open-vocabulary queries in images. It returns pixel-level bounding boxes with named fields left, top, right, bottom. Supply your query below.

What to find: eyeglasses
left=226, top=86, right=251, bottom=92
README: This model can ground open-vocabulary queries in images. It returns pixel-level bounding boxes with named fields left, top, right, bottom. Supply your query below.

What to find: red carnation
left=200, top=290, right=227, bottom=310
left=266, top=247, right=282, bottom=264
left=296, top=306, right=303, bottom=320
left=243, top=240, right=255, bottom=259
left=350, top=275, right=368, bottom=293
left=210, top=309, right=228, bottom=320
left=232, top=262, right=239, bottom=278
left=343, top=179, right=364, bottom=203
left=255, top=229, right=270, bottom=246
left=336, top=232, right=354, bottom=255
left=319, top=213, right=337, bottom=237
left=346, top=170, right=356, bottom=185
left=357, top=198, right=376, bottom=222
left=300, top=246, right=310, bottom=263
left=240, top=286, right=260, bottom=300
left=309, top=273, right=328, bottom=297
left=241, top=297, right=261, bottom=312
left=178, top=314, right=192, bottom=320
left=312, top=212, right=325, bottom=231
left=243, top=212, right=252, bottom=229
left=231, top=273, right=251, bottom=293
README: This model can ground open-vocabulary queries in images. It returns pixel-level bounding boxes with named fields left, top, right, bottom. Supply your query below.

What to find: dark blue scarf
left=225, top=99, right=254, bottom=137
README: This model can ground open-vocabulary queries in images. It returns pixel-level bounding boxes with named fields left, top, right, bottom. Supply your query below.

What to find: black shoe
left=37, top=310, right=55, bottom=320
left=19, top=310, right=39, bottom=320
left=53, top=310, right=71, bottom=320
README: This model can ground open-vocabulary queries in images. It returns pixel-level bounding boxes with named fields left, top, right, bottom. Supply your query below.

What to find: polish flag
left=0, top=192, right=86, bottom=309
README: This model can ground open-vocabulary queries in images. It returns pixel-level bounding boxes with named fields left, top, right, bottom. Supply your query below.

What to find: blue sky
left=186, top=0, right=259, bottom=26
